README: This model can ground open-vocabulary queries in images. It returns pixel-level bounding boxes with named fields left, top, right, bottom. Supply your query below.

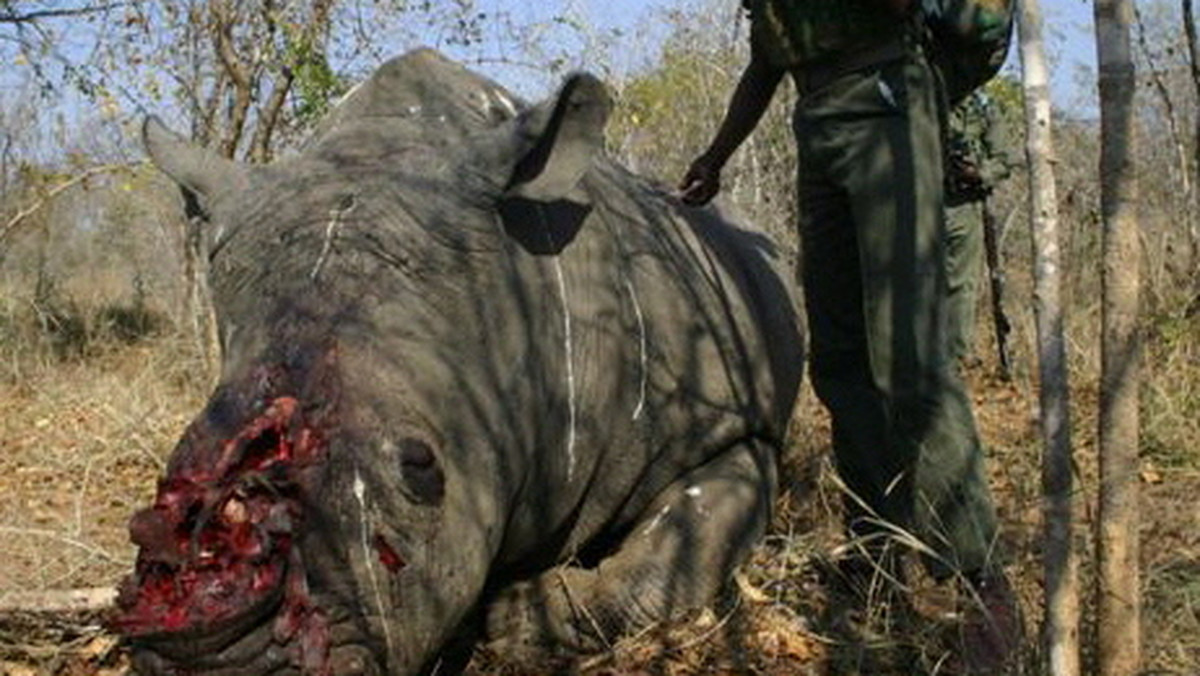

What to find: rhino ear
left=143, top=116, right=250, bottom=205
left=501, top=72, right=611, bottom=201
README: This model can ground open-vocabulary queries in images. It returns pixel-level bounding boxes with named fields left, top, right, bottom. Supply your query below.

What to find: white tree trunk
left=1017, top=1, right=1080, bottom=674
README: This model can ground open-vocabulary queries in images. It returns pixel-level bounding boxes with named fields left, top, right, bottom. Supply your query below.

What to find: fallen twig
left=0, top=587, right=116, bottom=614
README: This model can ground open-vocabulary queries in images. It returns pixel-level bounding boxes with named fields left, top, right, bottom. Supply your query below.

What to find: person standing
left=944, top=90, right=1014, bottom=364
left=678, top=1, right=1019, bottom=671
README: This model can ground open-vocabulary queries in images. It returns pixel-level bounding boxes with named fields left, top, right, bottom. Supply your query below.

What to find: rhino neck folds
left=113, top=395, right=333, bottom=670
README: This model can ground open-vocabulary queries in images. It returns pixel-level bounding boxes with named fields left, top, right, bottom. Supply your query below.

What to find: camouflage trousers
left=945, top=201, right=986, bottom=363
left=792, top=50, right=999, bottom=578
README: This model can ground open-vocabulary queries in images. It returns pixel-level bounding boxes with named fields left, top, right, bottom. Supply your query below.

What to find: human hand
left=678, top=156, right=722, bottom=206
left=944, top=150, right=990, bottom=206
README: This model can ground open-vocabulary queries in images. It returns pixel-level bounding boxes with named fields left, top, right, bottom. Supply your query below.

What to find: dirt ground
left=0, top=339, right=1196, bottom=675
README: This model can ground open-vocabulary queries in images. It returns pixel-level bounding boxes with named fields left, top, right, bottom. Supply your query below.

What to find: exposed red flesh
left=113, top=396, right=325, bottom=638
left=373, top=533, right=407, bottom=574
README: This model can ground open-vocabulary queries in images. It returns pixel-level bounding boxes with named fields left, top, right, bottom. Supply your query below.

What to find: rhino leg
left=485, top=440, right=776, bottom=657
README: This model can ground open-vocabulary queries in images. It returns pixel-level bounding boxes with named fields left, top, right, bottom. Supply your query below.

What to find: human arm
left=678, top=49, right=784, bottom=206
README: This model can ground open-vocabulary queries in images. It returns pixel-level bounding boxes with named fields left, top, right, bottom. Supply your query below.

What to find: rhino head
left=113, top=49, right=613, bottom=675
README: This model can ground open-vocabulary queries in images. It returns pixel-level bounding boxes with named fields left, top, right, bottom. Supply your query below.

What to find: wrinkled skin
left=115, top=49, right=804, bottom=676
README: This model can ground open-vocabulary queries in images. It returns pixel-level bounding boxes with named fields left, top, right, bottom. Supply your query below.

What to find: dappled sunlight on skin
left=112, top=48, right=803, bottom=676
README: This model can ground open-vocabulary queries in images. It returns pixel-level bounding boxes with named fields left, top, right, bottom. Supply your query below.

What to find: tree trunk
left=212, top=1, right=252, bottom=160
left=1183, top=0, right=1200, bottom=276
left=1017, top=1, right=1080, bottom=674
left=1094, top=1, right=1142, bottom=675
left=980, top=200, right=1013, bottom=380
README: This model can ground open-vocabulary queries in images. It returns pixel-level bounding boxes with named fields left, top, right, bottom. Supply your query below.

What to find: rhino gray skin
left=115, top=49, right=804, bottom=676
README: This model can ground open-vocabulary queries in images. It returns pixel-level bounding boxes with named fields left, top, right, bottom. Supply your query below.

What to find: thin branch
left=211, top=1, right=252, bottom=159
left=211, top=3, right=248, bottom=92
left=0, top=164, right=135, bottom=245
left=0, top=526, right=123, bottom=564
left=248, top=0, right=289, bottom=163
left=0, top=2, right=121, bottom=24
left=1133, top=3, right=1189, bottom=195
left=249, top=67, right=294, bottom=163
left=197, top=72, right=229, bottom=148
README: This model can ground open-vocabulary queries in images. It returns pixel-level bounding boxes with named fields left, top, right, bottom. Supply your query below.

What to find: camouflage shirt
left=744, top=0, right=910, bottom=68
left=944, top=90, right=1014, bottom=206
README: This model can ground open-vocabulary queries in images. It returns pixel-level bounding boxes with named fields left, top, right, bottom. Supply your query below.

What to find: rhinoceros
left=114, top=49, right=804, bottom=675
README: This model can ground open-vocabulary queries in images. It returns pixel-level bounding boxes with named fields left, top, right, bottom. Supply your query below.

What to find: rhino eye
left=398, top=438, right=444, bottom=505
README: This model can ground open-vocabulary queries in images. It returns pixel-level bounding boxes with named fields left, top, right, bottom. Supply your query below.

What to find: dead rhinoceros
left=114, top=49, right=804, bottom=676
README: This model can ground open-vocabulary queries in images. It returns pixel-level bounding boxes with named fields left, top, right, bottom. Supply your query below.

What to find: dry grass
left=0, top=314, right=1197, bottom=675
left=0, top=334, right=208, bottom=591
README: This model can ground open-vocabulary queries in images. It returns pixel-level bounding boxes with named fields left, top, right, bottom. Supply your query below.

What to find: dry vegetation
left=1, top=311, right=1196, bottom=675
left=1, top=164, right=1197, bottom=675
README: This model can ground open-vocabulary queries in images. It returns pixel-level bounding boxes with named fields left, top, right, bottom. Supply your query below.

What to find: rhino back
left=483, top=159, right=804, bottom=564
